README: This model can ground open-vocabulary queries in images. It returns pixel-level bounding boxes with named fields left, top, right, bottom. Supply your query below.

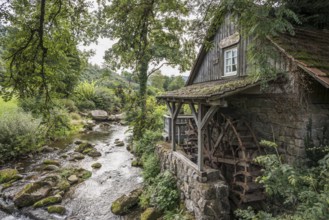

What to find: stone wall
left=156, top=143, right=230, bottom=220
left=227, top=79, right=329, bottom=163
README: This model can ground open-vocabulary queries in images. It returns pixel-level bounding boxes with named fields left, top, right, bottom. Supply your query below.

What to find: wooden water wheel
left=201, top=113, right=265, bottom=207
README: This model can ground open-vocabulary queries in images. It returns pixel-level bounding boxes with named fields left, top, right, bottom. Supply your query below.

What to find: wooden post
left=197, top=103, right=204, bottom=171
left=166, top=101, right=182, bottom=151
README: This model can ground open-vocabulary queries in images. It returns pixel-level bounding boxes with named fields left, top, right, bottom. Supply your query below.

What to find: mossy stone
left=91, top=163, right=102, bottom=169
left=47, top=205, right=66, bottom=215
left=87, top=149, right=102, bottom=158
left=57, top=179, right=70, bottom=192
left=13, top=181, right=52, bottom=208
left=0, top=169, right=19, bottom=184
left=79, top=169, right=92, bottom=180
left=75, top=142, right=93, bottom=153
left=140, top=207, right=161, bottom=220
left=33, top=195, right=62, bottom=208
left=131, top=160, right=143, bottom=168
left=111, top=188, right=143, bottom=215
left=42, top=160, right=60, bottom=166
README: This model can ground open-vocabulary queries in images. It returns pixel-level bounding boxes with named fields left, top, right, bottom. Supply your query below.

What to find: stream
left=0, top=123, right=143, bottom=220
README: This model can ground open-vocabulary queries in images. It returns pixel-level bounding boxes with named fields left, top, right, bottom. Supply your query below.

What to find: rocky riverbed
left=0, top=123, right=142, bottom=220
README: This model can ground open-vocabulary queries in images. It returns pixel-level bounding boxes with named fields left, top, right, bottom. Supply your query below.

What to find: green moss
left=79, top=169, right=92, bottom=180
left=42, top=160, right=60, bottom=166
left=33, top=195, right=62, bottom=208
left=82, top=148, right=93, bottom=154
left=47, top=205, right=66, bottom=215
left=141, top=207, right=161, bottom=220
left=1, top=181, right=13, bottom=190
left=75, top=142, right=93, bottom=153
left=57, top=179, right=70, bottom=192
left=91, top=163, right=102, bottom=169
left=131, top=160, right=143, bottom=167
left=0, top=169, right=19, bottom=184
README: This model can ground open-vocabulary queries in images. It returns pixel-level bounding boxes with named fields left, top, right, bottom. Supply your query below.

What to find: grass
left=0, top=97, right=19, bottom=116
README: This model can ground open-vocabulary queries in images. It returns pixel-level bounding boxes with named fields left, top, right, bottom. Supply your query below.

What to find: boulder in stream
left=140, top=207, right=162, bottom=220
left=47, top=205, right=66, bottom=215
left=42, top=160, right=60, bottom=166
left=91, top=163, right=102, bottom=169
left=43, top=165, right=60, bottom=172
left=111, top=188, right=143, bottom=215
left=115, top=140, right=125, bottom=147
left=108, top=113, right=124, bottom=121
left=75, top=142, right=93, bottom=153
left=13, top=181, right=52, bottom=208
left=67, top=175, right=79, bottom=184
left=0, top=169, right=19, bottom=184
left=33, top=194, right=62, bottom=208
left=90, top=110, right=108, bottom=121
left=87, top=149, right=102, bottom=158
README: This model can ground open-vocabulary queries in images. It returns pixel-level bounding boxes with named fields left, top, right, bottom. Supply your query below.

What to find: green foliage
left=127, top=96, right=166, bottom=139
left=141, top=171, right=180, bottom=212
left=167, top=75, right=185, bottom=91
left=0, top=110, right=45, bottom=161
left=142, top=154, right=161, bottom=184
left=0, top=0, right=93, bottom=101
left=74, top=81, right=97, bottom=101
left=44, top=107, right=73, bottom=140
left=163, top=208, right=195, bottom=220
left=93, top=87, right=121, bottom=112
left=134, top=130, right=163, bottom=157
left=0, top=98, right=18, bottom=116
left=237, top=140, right=329, bottom=219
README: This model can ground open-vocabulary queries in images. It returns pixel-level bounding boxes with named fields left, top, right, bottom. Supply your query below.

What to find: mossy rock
left=140, top=207, right=161, bottom=220
left=87, top=149, right=102, bottom=158
left=0, top=169, right=19, bottom=184
left=47, top=205, right=66, bottom=215
left=111, top=188, right=143, bottom=215
left=82, top=148, right=93, bottom=155
left=78, top=169, right=92, bottom=180
left=57, top=179, right=71, bottom=192
left=33, top=195, right=62, bottom=208
left=72, top=152, right=85, bottom=160
left=43, top=160, right=60, bottom=166
left=131, top=160, right=143, bottom=168
left=91, top=163, right=102, bottom=169
left=75, top=142, right=93, bottom=153
left=14, top=181, right=52, bottom=208
left=115, top=140, right=125, bottom=147
left=43, top=165, right=60, bottom=171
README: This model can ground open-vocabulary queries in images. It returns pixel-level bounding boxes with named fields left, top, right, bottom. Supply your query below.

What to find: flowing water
left=0, top=124, right=143, bottom=220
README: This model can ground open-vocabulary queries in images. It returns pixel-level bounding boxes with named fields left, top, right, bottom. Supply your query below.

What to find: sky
left=80, top=38, right=190, bottom=77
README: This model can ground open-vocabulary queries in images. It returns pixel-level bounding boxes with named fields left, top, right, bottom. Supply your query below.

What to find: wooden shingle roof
left=272, top=28, right=329, bottom=88
left=158, top=77, right=258, bottom=101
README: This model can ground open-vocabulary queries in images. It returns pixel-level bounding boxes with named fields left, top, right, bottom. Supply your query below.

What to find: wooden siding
left=192, top=14, right=251, bottom=84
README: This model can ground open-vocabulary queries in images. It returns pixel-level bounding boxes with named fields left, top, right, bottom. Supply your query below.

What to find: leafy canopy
left=0, top=0, right=95, bottom=102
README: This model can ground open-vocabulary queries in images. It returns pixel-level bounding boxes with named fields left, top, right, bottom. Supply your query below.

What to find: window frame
left=223, top=46, right=238, bottom=77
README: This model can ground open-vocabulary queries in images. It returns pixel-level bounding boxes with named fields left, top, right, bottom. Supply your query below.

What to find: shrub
left=92, top=87, right=121, bottom=112
left=45, top=107, right=73, bottom=140
left=236, top=140, right=329, bottom=220
left=75, top=99, right=96, bottom=110
left=55, top=99, right=78, bottom=112
left=142, top=154, right=160, bottom=184
left=134, top=130, right=163, bottom=156
left=151, top=171, right=180, bottom=211
left=0, top=110, right=45, bottom=160
left=74, top=81, right=96, bottom=101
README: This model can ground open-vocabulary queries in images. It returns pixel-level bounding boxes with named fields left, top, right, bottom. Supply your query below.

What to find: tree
left=100, top=0, right=195, bottom=137
left=149, top=71, right=166, bottom=91
left=0, top=0, right=95, bottom=103
left=168, top=75, right=185, bottom=91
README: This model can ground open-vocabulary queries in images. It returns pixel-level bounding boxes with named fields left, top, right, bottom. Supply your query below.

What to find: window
left=224, top=47, right=238, bottom=76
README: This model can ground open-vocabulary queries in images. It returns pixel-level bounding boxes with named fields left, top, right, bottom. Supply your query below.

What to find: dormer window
left=224, top=47, right=238, bottom=76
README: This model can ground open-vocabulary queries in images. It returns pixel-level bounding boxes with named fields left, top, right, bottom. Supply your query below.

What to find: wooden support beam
left=189, top=103, right=198, bottom=125
left=170, top=102, right=182, bottom=151
left=201, top=106, right=220, bottom=129
left=197, top=103, right=204, bottom=171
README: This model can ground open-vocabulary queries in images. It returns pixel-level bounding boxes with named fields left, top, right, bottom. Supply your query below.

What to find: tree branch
left=147, top=62, right=175, bottom=77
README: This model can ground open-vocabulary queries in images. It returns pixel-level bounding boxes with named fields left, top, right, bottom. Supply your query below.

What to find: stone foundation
left=156, top=143, right=230, bottom=220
